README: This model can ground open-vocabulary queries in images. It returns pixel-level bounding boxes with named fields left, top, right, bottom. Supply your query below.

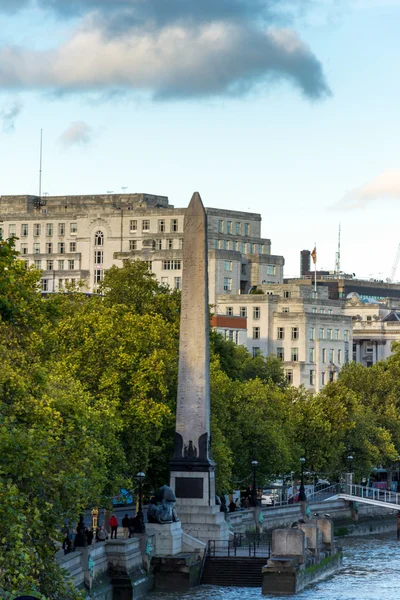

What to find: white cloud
left=0, top=99, right=23, bottom=132
left=59, top=121, right=93, bottom=147
left=334, top=169, right=400, bottom=210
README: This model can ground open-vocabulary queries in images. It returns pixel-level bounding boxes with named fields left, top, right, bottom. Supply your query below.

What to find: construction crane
left=390, top=243, right=400, bottom=282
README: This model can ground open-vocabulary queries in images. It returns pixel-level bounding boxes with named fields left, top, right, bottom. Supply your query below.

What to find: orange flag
left=311, top=247, right=317, bottom=264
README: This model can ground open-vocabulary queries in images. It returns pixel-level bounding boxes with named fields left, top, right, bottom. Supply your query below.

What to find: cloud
left=0, top=21, right=330, bottom=100
left=0, top=100, right=23, bottom=132
left=0, top=0, right=329, bottom=101
left=334, top=169, right=400, bottom=210
left=59, top=121, right=93, bottom=146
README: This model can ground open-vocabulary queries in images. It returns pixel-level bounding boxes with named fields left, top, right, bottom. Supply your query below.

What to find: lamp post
left=136, top=471, right=146, bottom=534
left=251, top=460, right=259, bottom=507
left=347, top=455, right=354, bottom=495
left=347, top=455, right=353, bottom=473
left=298, top=457, right=306, bottom=502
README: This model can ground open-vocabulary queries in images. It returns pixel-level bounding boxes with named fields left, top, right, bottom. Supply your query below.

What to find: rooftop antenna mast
left=335, top=223, right=341, bottom=277
left=38, top=128, right=43, bottom=198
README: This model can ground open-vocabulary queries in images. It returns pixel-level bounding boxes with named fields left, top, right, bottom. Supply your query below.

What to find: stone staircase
left=201, top=557, right=267, bottom=587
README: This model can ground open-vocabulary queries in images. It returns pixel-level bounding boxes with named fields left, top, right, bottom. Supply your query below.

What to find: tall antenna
left=335, top=223, right=341, bottom=277
left=39, top=129, right=43, bottom=198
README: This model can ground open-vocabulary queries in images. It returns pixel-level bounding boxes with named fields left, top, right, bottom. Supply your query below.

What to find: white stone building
left=216, top=283, right=353, bottom=391
left=0, top=193, right=284, bottom=304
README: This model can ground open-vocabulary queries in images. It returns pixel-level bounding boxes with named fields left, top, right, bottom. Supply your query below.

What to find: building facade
left=0, top=193, right=284, bottom=304
left=216, top=283, right=353, bottom=391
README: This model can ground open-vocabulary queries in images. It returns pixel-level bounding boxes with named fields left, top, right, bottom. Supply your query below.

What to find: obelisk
left=170, top=192, right=229, bottom=543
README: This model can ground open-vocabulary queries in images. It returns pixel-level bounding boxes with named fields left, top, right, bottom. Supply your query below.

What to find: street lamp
left=347, top=455, right=354, bottom=473
left=136, top=471, right=146, bottom=534
left=251, top=460, right=259, bottom=507
left=298, top=457, right=306, bottom=502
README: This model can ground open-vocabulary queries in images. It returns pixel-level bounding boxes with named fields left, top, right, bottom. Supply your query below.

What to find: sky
left=1, top=0, right=400, bottom=279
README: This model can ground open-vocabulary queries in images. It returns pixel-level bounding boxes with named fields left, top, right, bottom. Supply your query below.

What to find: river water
left=148, top=533, right=400, bottom=599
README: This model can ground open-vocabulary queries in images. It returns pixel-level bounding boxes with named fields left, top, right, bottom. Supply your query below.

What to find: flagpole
left=314, top=242, right=317, bottom=295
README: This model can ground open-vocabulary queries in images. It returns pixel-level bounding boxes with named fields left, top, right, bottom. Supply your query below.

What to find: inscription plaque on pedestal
left=175, top=477, right=204, bottom=499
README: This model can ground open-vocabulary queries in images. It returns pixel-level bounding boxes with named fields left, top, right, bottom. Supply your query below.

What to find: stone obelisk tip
left=188, top=192, right=204, bottom=213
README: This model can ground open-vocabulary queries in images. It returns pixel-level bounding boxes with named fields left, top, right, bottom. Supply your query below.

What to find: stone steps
left=201, top=557, right=267, bottom=587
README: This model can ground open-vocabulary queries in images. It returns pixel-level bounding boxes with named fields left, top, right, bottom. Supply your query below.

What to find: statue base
left=146, top=522, right=183, bottom=557
left=177, top=504, right=230, bottom=544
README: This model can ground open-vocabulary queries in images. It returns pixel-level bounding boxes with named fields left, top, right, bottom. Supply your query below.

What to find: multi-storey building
left=216, top=283, right=353, bottom=391
left=0, top=193, right=284, bottom=303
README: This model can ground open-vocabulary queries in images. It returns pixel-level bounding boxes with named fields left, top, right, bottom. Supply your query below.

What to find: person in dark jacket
left=129, top=516, right=136, bottom=538
left=62, top=533, right=72, bottom=555
left=86, top=527, right=94, bottom=546
left=122, top=514, right=130, bottom=540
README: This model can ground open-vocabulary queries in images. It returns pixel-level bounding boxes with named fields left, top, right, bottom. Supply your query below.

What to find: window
left=327, top=309, right=333, bottom=315
left=309, top=370, right=315, bottom=385
left=174, top=277, right=182, bottom=290
left=329, top=349, right=334, bottom=363
left=58, top=279, right=63, bottom=289
left=319, top=328, right=324, bottom=339
left=58, top=223, right=65, bottom=236
left=130, top=219, right=137, bottom=232
left=58, top=242, right=65, bottom=254
left=142, top=220, right=150, bottom=231
left=277, top=327, right=284, bottom=340
left=226, top=307, right=233, bottom=316
left=277, top=348, right=284, bottom=360
left=241, top=263, right=246, bottom=275
left=153, top=239, right=162, bottom=250
left=218, top=240, right=223, bottom=249
left=322, top=348, right=326, bottom=363
left=34, top=223, right=41, bottom=236
left=9, top=224, right=16, bottom=236
left=95, top=231, right=104, bottom=246
left=70, top=222, right=77, bottom=234
left=223, top=277, right=232, bottom=292
left=253, top=327, right=260, bottom=340
left=129, top=240, right=137, bottom=251
left=41, top=279, right=49, bottom=291
left=244, top=223, right=250, bottom=236
left=167, top=239, right=173, bottom=250
left=46, top=223, right=53, bottom=236
left=291, top=348, right=299, bottom=362
left=224, top=240, right=229, bottom=250
left=224, top=260, right=232, bottom=272
left=235, top=222, right=241, bottom=235
left=329, top=372, right=335, bottom=383
left=158, top=220, right=165, bottom=232
left=291, top=327, right=299, bottom=340
left=235, top=241, right=239, bottom=251
left=252, top=347, right=261, bottom=358
left=144, top=260, right=152, bottom=271
left=69, top=242, right=76, bottom=252
left=34, top=260, right=42, bottom=269
left=68, top=260, right=75, bottom=270
left=309, top=348, right=315, bottom=363
left=309, top=327, right=315, bottom=340
left=321, top=372, right=325, bottom=386
left=162, top=260, right=181, bottom=270
left=23, top=260, right=29, bottom=270
left=240, top=307, right=247, bottom=318
left=249, top=243, right=255, bottom=254
left=46, top=242, right=53, bottom=254
left=95, top=250, right=103, bottom=264
left=171, top=219, right=178, bottom=232
left=0, top=227, right=4, bottom=241
left=58, top=260, right=64, bottom=270
left=20, top=243, right=28, bottom=255
left=267, top=265, right=276, bottom=275
left=320, top=308, right=325, bottom=314
left=218, top=220, right=224, bottom=233
left=345, top=349, right=349, bottom=363
left=286, top=369, right=293, bottom=384
left=179, top=238, right=184, bottom=249
left=282, top=307, right=290, bottom=313
left=161, top=277, right=168, bottom=286
left=367, top=315, right=372, bottom=321
left=241, top=242, right=246, bottom=253
left=227, top=221, right=232, bottom=234
left=46, top=260, right=54, bottom=271
left=33, top=242, right=40, bottom=255
left=326, top=329, right=332, bottom=340
left=253, top=307, right=261, bottom=320
left=344, top=330, right=349, bottom=342
left=284, top=290, right=291, bottom=298
left=94, top=269, right=103, bottom=283
left=312, top=307, right=317, bottom=314
left=334, top=329, right=340, bottom=340
left=338, top=349, right=342, bottom=364
left=21, top=224, right=28, bottom=237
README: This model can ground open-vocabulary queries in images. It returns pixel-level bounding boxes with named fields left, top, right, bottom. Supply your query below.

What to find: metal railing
left=348, top=483, right=400, bottom=505
left=207, top=537, right=271, bottom=558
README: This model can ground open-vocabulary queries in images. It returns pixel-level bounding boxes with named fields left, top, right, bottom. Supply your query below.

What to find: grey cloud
left=0, top=22, right=330, bottom=100
left=0, top=0, right=29, bottom=13
left=0, top=100, right=23, bottom=132
left=59, top=121, right=93, bottom=146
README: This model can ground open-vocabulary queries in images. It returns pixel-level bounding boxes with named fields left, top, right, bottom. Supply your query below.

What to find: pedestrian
left=97, top=525, right=108, bottom=542
left=86, top=526, right=94, bottom=546
left=397, top=512, right=400, bottom=540
left=62, top=533, right=72, bottom=555
left=109, top=514, right=118, bottom=539
left=129, top=516, right=136, bottom=538
left=228, top=500, right=236, bottom=513
left=122, top=514, right=130, bottom=540
left=243, top=497, right=250, bottom=510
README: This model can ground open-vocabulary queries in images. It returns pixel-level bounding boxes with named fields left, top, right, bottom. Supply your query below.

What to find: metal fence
left=207, top=536, right=271, bottom=558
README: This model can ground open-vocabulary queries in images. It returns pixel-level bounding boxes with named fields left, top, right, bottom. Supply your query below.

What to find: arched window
left=95, top=231, right=104, bottom=246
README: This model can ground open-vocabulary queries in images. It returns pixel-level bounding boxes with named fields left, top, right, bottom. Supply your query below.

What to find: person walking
left=122, top=514, right=130, bottom=540
left=109, top=514, right=118, bottom=539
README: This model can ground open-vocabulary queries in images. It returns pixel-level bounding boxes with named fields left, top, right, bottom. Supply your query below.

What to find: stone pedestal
left=177, top=504, right=230, bottom=544
left=145, top=522, right=183, bottom=556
